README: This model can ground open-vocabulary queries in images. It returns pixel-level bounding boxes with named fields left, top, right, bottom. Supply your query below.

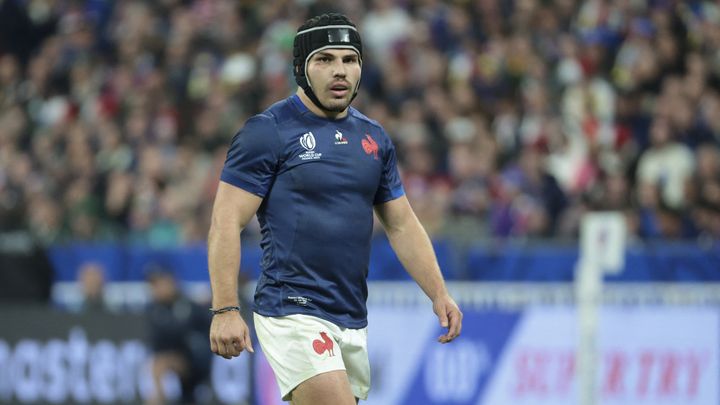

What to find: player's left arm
left=374, top=196, right=463, bottom=343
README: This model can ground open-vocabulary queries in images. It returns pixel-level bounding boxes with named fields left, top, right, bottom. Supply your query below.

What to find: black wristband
left=209, top=305, right=241, bottom=315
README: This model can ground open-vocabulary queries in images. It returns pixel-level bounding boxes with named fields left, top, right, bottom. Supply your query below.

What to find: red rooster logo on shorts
left=312, top=331, right=335, bottom=357
left=361, top=134, right=379, bottom=160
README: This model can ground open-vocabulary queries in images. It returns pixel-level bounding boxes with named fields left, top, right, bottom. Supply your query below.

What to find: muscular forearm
left=377, top=197, right=462, bottom=343
left=208, top=218, right=242, bottom=308
left=386, top=215, right=449, bottom=301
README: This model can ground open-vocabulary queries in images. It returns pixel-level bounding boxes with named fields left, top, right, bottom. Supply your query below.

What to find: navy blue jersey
left=220, top=95, right=404, bottom=328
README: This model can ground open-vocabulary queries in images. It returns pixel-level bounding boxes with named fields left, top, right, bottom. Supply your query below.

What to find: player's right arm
left=207, top=181, right=263, bottom=358
left=209, top=113, right=281, bottom=358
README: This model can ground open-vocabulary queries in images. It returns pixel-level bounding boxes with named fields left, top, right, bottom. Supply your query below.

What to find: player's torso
left=275, top=118, right=384, bottom=200
left=252, top=102, right=393, bottom=327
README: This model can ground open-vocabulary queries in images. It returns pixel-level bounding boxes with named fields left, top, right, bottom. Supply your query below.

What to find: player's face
left=306, top=49, right=361, bottom=113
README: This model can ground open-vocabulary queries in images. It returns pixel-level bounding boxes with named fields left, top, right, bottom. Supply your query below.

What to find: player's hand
left=432, top=294, right=463, bottom=344
left=209, top=311, right=254, bottom=358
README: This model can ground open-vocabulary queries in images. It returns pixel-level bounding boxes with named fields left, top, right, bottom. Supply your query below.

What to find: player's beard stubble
left=313, top=79, right=358, bottom=113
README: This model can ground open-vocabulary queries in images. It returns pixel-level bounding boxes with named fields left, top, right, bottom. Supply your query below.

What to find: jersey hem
left=253, top=307, right=368, bottom=329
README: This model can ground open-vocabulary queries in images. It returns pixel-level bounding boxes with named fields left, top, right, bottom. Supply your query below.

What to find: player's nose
left=331, top=60, right=347, bottom=77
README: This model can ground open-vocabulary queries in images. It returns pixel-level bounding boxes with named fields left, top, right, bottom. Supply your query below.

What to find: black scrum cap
left=293, top=13, right=363, bottom=110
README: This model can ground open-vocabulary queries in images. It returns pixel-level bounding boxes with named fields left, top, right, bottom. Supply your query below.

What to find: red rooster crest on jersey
left=312, top=331, right=335, bottom=357
left=361, top=134, right=379, bottom=160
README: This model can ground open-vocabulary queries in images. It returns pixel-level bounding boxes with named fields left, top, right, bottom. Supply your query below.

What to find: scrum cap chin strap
left=293, top=25, right=363, bottom=111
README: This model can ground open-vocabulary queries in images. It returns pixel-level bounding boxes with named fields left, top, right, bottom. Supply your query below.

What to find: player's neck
left=296, top=88, right=348, bottom=120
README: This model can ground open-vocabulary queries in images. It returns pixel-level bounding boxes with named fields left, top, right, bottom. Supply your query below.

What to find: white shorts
left=253, top=312, right=371, bottom=401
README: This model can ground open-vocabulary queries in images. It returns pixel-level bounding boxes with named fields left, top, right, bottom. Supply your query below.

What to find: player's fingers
left=210, top=337, right=219, bottom=355
left=437, top=304, right=449, bottom=328
left=215, top=339, right=227, bottom=358
left=216, top=339, right=229, bottom=356
left=231, top=338, right=244, bottom=355
left=226, top=337, right=242, bottom=357
left=219, top=339, right=235, bottom=359
left=437, top=331, right=452, bottom=343
left=243, top=331, right=255, bottom=353
left=437, top=309, right=463, bottom=343
left=447, top=309, right=463, bottom=339
left=435, top=301, right=450, bottom=342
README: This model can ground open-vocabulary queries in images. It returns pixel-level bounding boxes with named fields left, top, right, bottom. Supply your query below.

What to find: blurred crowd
left=2, top=0, right=720, bottom=247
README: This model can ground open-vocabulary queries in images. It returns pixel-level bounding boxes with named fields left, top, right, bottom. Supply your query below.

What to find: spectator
left=689, top=143, right=720, bottom=239
left=74, top=261, right=110, bottom=313
left=492, top=146, right=567, bottom=237
left=145, top=265, right=211, bottom=405
left=636, top=116, right=695, bottom=210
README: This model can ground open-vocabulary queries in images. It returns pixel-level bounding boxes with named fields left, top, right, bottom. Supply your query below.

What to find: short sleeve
left=220, top=114, right=282, bottom=197
left=373, top=131, right=405, bottom=205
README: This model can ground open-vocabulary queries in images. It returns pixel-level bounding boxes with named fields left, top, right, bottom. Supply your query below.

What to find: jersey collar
left=290, top=94, right=351, bottom=123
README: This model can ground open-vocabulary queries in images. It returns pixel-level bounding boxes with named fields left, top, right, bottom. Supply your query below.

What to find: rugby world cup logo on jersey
left=298, top=132, right=322, bottom=160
